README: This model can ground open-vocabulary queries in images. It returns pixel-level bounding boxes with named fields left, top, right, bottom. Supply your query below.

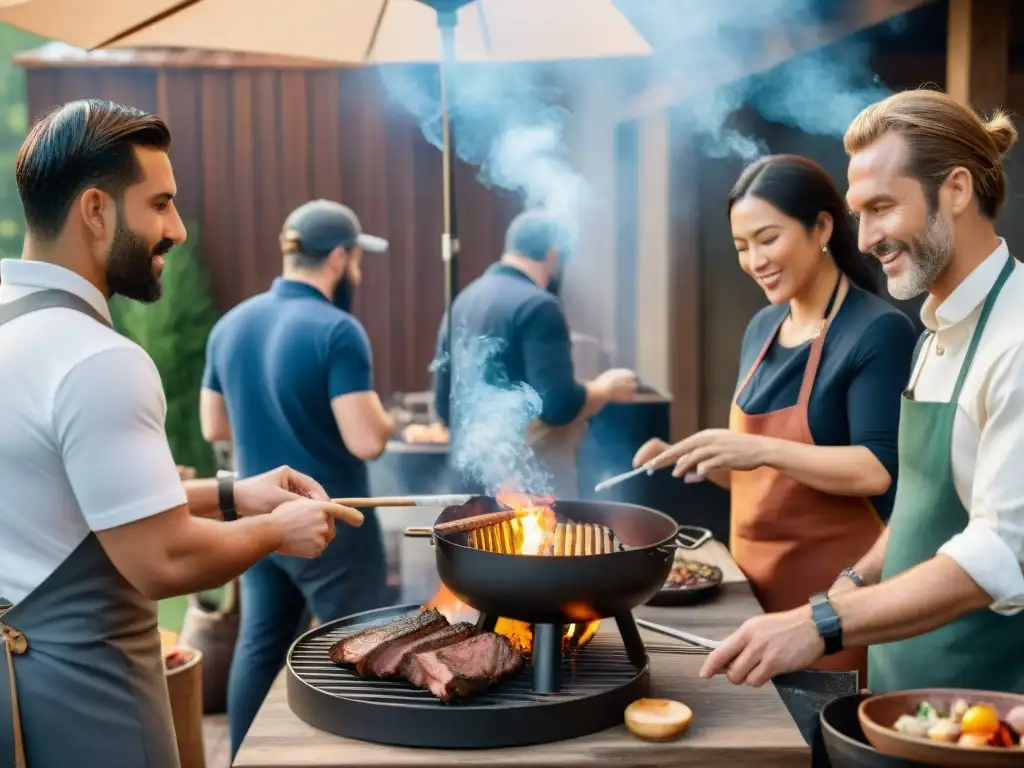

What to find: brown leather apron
left=728, top=301, right=883, bottom=682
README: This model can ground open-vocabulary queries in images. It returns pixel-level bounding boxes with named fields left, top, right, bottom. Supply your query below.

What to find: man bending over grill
left=432, top=210, right=638, bottom=498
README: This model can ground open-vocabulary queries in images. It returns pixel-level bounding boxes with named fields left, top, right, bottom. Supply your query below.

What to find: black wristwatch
left=809, top=592, right=844, bottom=655
left=217, top=470, right=238, bottom=522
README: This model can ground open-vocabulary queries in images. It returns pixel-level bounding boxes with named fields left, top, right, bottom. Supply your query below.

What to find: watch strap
left=839, top=568, right=865, bottom=588
left=217, top=471, right=237, bottom=522
left=809, top=592, right=844, bottom=656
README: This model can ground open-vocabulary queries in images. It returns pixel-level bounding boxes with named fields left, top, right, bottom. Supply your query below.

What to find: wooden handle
left=330, top=494, right=472, bottom=508
left=331, top=496, right=414, bottom=507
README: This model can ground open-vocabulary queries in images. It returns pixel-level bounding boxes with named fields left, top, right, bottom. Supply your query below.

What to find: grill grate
left=286, top=604, right=653, bottom=748
left=291, top=617, right=641, bottom=707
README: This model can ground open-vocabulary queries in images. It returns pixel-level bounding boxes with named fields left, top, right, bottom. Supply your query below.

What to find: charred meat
left=403, top=632, right=523, bottom=701
left=328, top=610, right=447, bottom=667
left=370, top=622, right=477, bottom=678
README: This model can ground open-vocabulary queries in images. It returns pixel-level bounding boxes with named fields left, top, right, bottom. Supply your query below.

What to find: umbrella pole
left=437, top=10, right=459, bottom=403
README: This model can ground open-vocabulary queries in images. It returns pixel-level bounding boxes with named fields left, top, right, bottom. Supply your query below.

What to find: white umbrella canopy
left=0, top=0, right=652, bottom=63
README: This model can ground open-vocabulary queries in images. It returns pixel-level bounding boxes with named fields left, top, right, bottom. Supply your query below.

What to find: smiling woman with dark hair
left=635, top=154, right=917, bottom=683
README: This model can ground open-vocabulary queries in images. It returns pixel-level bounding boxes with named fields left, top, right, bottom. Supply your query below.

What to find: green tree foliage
left=0, top=26, right=47, bottom=262
left=112, top=228, right=221, bottom=478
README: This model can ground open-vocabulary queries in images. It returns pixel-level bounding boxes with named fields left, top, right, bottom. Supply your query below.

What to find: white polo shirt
left=910, top=240, right=1024, bottom=615
left=0, top=259, right=186, bottom=604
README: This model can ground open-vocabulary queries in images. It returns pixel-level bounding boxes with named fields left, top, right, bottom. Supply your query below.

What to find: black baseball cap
left=281, top=199, right=388, bottom=257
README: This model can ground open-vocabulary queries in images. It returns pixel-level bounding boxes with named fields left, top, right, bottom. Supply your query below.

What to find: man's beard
left=333, top=275, right=354, bottom=313
left=547, top=262, right=566, bottom=298
left=106, top=216, right=174, bottom=303
left=875, top=210, right=954, bottom=301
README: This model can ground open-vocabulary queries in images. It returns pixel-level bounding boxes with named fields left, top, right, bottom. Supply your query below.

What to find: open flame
left=423, top=486, right=601, bottom=654
left=495, top=488, right=556, bottom=556
left=423, top=585, right=600, bottom=655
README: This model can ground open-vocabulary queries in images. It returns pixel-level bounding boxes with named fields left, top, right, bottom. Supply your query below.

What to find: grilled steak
left=328, top=611, right=447, bottom=667
left=372, top=622, right=477, bottom=678
left=355, top=613, right=451, bottom=676
left=404, top=632, right=523, bottom=701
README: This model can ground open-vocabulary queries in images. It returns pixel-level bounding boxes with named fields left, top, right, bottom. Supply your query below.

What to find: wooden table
left=234, top=540, right=809, bottom=768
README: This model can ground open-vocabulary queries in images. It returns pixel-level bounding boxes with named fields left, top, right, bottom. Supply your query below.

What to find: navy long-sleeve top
left=433, top=264, right=586, bottom=428
left=735, top=285, right=918, bottom=521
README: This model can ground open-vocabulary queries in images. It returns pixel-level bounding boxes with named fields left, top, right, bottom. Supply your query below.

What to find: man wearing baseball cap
left=200, top=199, right=394, bottom=755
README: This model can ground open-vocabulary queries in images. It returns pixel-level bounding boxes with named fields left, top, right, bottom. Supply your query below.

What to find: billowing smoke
left=623, top=0, right=895, bottom=160
left=379, top=0, right=911, bottom=491
left=431, top=326, right=553, bottom=496
left=379, top=62, right=589, bottom=251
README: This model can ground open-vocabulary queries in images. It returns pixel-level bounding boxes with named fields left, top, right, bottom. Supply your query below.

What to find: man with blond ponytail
left=700, top=88, right=1024, bottom=695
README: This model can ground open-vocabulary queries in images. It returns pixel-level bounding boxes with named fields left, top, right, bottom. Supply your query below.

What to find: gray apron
left=525, top=418, right=587, bottom=500
left=0, top=289, right=180, bottom=768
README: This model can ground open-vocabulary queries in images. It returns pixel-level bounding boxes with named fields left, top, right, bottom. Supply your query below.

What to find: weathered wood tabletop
left=234, top=538, right=809, bottom=768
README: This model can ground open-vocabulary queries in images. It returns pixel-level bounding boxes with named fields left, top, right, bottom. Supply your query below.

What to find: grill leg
left=475, top=613, right=497, bottom=633
left=531, top=623, right=563, bottom=694
left=614, top=612, right=647, bottom=669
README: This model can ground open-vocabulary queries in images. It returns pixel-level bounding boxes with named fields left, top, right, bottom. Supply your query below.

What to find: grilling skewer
left=330, top=494, right=473, bottom=508
left=593, top=463, right=702, bottom=493
left=433, top=507, right=535, bottom=535
left=593, top=465, right=652, bottom=492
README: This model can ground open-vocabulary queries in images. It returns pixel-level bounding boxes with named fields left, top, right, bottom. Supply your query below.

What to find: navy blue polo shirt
left=433, top=263, right=586, bottom=427
left=202, top=278, right=373, bottom=498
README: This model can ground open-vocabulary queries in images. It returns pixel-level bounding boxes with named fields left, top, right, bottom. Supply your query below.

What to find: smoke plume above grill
left=433, top=327, right=553, bottom=496
left=380, top=61, right=589, bottom=251
left=379, top=0, right=903, bottom=207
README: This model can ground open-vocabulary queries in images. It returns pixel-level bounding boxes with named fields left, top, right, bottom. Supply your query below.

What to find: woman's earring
left=821, top=243, right=830, bottom=256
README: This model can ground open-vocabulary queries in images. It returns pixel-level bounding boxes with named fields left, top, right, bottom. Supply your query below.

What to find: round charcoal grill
left=287, top=604, right=649, bottom=749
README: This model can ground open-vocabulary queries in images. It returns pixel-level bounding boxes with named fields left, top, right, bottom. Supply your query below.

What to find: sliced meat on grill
left=355, top=613, right=454, bottom=676
left=404, top=632, right=523, bottom=701
left=328, top=610, right=447, bottom=667
left=371, top=621, right=477, bottom=678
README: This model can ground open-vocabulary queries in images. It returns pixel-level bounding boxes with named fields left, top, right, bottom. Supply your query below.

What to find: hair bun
left=986, top=109, right=1018, bottom=155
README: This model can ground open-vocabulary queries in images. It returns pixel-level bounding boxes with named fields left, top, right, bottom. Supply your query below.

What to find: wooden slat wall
left=21, top=63, right=521, bottom=397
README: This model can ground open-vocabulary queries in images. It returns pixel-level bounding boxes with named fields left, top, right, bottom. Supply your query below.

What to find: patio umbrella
left=0, top=0, right=651, bottom=327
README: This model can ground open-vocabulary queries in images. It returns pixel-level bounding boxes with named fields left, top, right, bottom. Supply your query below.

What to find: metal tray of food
left=645, top=527, right=723, bottom=606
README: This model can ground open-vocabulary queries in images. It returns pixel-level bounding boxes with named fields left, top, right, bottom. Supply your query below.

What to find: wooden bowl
left=858, top=688, right=1024, bottom=767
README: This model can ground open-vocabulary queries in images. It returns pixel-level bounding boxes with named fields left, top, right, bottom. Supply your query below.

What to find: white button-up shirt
left=909, top=240, right=1024, bottom=615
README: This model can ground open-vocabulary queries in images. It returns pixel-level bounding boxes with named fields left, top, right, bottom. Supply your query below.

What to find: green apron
left=868, top=255, right=1024, bottom=694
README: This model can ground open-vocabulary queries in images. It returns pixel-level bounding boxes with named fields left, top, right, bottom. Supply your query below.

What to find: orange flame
left=495, top=487, right=557, bottom=556
left=424, top=585, right=601, bottom=654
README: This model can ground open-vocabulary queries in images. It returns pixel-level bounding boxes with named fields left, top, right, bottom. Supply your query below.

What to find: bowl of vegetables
left=858, top=689, right=1024, bottom=767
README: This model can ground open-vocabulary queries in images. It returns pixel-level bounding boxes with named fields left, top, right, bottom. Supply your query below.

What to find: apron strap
left=0, top=610, right=27, bottom=768
left=735, top=312, right=786, bottom=400
left=0, top=288, right=111, bottom=329
left=950, top=256, right=1015, bottom=398
left=796, top=272, right=844, bottom=407
left=736, top=272, right=843, bottom=405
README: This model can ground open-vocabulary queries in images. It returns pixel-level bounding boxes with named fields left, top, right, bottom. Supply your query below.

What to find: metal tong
left=594, top=463, right=703, bottom=493
left=635, top=617, right=721, bottom=650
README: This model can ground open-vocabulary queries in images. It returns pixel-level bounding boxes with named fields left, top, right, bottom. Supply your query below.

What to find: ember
left=423, top=585, right=601, bottom=655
